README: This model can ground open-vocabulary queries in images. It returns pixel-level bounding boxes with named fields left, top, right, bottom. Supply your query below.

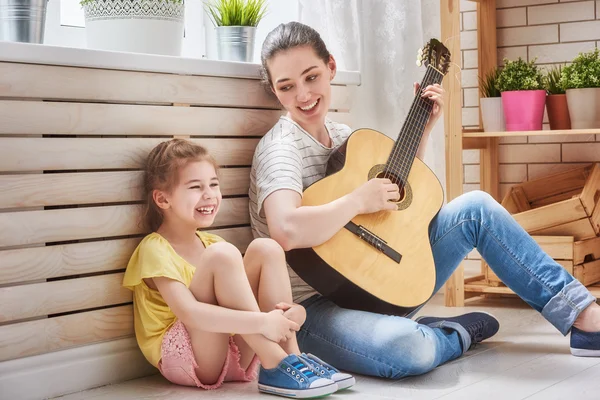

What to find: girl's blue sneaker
left=258, top=354, right=338, bottom=398
left=300, top=353, right=356, bottom=390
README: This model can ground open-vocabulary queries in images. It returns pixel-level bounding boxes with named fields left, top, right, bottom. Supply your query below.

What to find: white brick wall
left=497, top=8, right=527, bottom=27
left=463, top=88, right=479, bottom=107
left=528, top=2, right=595, bottom=25
left=463, top=11, right=478, bottom=30
left=463, top=49, right=478, bottom=68
left=529, top=42, right=596, bottom=64
left=498, top=25, right=559, bottom=46
left=561, top=21, right=600, bottom=41
left=497, top=0, right=557, bottom=7
left=460, top=0, right=600, bottom=262
left=498, top=46, right=528, bottom=63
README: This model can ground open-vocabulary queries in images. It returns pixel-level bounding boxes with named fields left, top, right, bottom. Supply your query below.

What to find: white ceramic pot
left=566, top=88, right=600, bottom=129
left=83, top=0, right=184, bottom=56
left=480, top=97, right=505, bottom=132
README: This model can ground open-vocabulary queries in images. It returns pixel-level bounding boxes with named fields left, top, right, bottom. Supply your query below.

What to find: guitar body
left=286, top=128, right=444, bottom=316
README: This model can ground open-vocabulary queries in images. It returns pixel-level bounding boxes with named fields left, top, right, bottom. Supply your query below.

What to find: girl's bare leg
left=244, top=238, right=302, bottom=355
left=184, top=261, right=231, bottom=384
left=188, top=241, right=288, bottom=376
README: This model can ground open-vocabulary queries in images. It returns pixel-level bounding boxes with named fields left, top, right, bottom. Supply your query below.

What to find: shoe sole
left=571, top=347, right=600, bottom=357
left=335, top=376, right=356, bottom=391
left=415, top=311, right=497, bottom=324
left=258, top=382, right=338, bottom=398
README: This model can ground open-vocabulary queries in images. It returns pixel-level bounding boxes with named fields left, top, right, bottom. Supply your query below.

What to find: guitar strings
left=383, top=65, right=437, bottom=185
left=384, top=65, right=436, bottom=183
left=394, top=66, right=442, bottom=182
left=382, top=65, right=431, bottom=182
left=395, top=70, right=437, bottom=179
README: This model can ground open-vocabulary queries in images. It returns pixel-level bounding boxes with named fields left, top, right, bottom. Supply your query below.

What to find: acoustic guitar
left=286, top=39, right=452, bottom=317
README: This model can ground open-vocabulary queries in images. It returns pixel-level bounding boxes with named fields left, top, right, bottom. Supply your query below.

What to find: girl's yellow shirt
left=122, top=231, right=224, bottom=367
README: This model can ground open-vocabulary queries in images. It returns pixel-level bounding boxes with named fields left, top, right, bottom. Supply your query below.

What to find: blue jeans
left=297, top=191, right=596, bottom=379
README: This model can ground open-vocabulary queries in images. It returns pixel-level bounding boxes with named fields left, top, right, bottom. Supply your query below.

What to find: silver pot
left=0, top=0, right=48, bottom=43
left=216, top=26, right=256, bottom=63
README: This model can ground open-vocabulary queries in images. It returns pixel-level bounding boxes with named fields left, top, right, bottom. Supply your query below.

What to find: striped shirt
left=249, top=116, right=352, bottom=303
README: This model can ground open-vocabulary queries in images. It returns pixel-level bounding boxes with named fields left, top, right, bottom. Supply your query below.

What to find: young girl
left=249, top=21, right=600, bottom=379
left=123, top=139, right=352, bottom=398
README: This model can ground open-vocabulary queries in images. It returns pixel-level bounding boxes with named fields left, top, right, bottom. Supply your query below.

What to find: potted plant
left=478, top=67, right=505, bottom=132
left=81, top=0, right=185, bottom=56
left=0, top=0, right=49, bottom=44
left=204, top=0, right=268, bottom=62
left=560, top=48, right=600, bottom=129
left=544, top=65, right=571, bottom=130
left=496, top=57, right=546, bottom=131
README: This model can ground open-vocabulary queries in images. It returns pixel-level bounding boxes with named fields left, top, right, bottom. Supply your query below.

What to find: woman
left=249, top=21, right=600, bottom=379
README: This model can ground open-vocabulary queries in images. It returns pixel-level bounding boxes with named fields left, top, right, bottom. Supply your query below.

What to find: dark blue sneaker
left=300, top=353, right=356, bottom=390
left=416, top=312, right=500, bottom=348
left=570, top=327, right=600, bottom=357
left=258, top=354, right=338, bottom=398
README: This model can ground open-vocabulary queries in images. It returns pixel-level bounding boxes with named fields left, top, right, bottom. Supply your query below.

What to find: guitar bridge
left=344, top=222, right=402, bottom=263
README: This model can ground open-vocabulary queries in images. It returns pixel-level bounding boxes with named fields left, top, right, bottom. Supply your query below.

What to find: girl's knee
left=204, top=242, right=243, bottom=269
left=245, top=238, right=285, bottom=259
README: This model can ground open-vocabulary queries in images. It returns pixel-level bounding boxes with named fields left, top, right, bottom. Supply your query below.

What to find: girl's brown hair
left=143, top=139, right=218, bottom=232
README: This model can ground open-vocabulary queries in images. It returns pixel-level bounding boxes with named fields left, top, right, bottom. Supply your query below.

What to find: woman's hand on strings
left=414, top=82, right=444, bottom=131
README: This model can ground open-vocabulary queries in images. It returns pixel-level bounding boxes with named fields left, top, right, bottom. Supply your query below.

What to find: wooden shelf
left=463, top=128, right=600, bottom=138
left=444, top=0, right=600, bottom=309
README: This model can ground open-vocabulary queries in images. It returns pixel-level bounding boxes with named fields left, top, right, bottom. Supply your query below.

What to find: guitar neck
left=385, top=65, right=444, bottom=185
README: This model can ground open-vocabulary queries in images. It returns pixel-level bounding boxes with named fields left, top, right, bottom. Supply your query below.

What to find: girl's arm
left=153, top=276, right=297, bottom=338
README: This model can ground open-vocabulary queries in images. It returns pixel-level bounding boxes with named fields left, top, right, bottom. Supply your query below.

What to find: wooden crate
left=500, top=163, right=600, bottom=240
left=573, top=236, right=600, bottom=286
left=480, top=164, right=600, bottom=290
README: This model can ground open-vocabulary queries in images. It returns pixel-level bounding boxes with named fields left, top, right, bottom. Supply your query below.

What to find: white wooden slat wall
left=0, top=61, right=354, bottom=363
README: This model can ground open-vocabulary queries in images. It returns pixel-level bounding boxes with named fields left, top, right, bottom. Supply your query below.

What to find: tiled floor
left=55, top=294, right=600, bottom=400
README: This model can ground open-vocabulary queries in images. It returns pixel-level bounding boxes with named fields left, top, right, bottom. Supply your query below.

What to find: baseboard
left=0, top=337, right=157, bottom=400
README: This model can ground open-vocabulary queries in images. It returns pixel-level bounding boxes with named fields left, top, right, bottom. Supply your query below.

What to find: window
left=60, top=0, right=85, bottom=27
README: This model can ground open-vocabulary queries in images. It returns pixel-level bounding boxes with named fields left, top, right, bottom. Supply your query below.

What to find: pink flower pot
left=501, top=90, right=547, bottom=131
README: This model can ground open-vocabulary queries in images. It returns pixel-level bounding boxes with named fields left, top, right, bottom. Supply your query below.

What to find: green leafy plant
left=496, top=57, right=544, bottom=92
left=559, top=48, right=600, bottom=89
left=543, top=65, right=565, bottom=95
left=479, top=67, right=501, bottom=98
left=205, top=0, right=268, bottom=27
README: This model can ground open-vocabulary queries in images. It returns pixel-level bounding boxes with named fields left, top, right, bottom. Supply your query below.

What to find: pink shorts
left=158, top=321, right=260, bottom=389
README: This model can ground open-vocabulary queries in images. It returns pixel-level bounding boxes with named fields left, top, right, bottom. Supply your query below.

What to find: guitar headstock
left=417, top=38, right=451, bottom=76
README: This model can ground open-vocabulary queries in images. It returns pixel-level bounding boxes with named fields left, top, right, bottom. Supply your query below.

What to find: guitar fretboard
left=384, top=65, right=444, bottom=187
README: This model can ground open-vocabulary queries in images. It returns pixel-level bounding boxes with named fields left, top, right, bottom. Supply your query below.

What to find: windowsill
left=59, top=24, right=85, bottom=29
left=0, top=41, right=361, bottom=85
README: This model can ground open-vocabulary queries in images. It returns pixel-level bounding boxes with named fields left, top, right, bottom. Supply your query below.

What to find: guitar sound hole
left=375, top=171, right=406, bottom=203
